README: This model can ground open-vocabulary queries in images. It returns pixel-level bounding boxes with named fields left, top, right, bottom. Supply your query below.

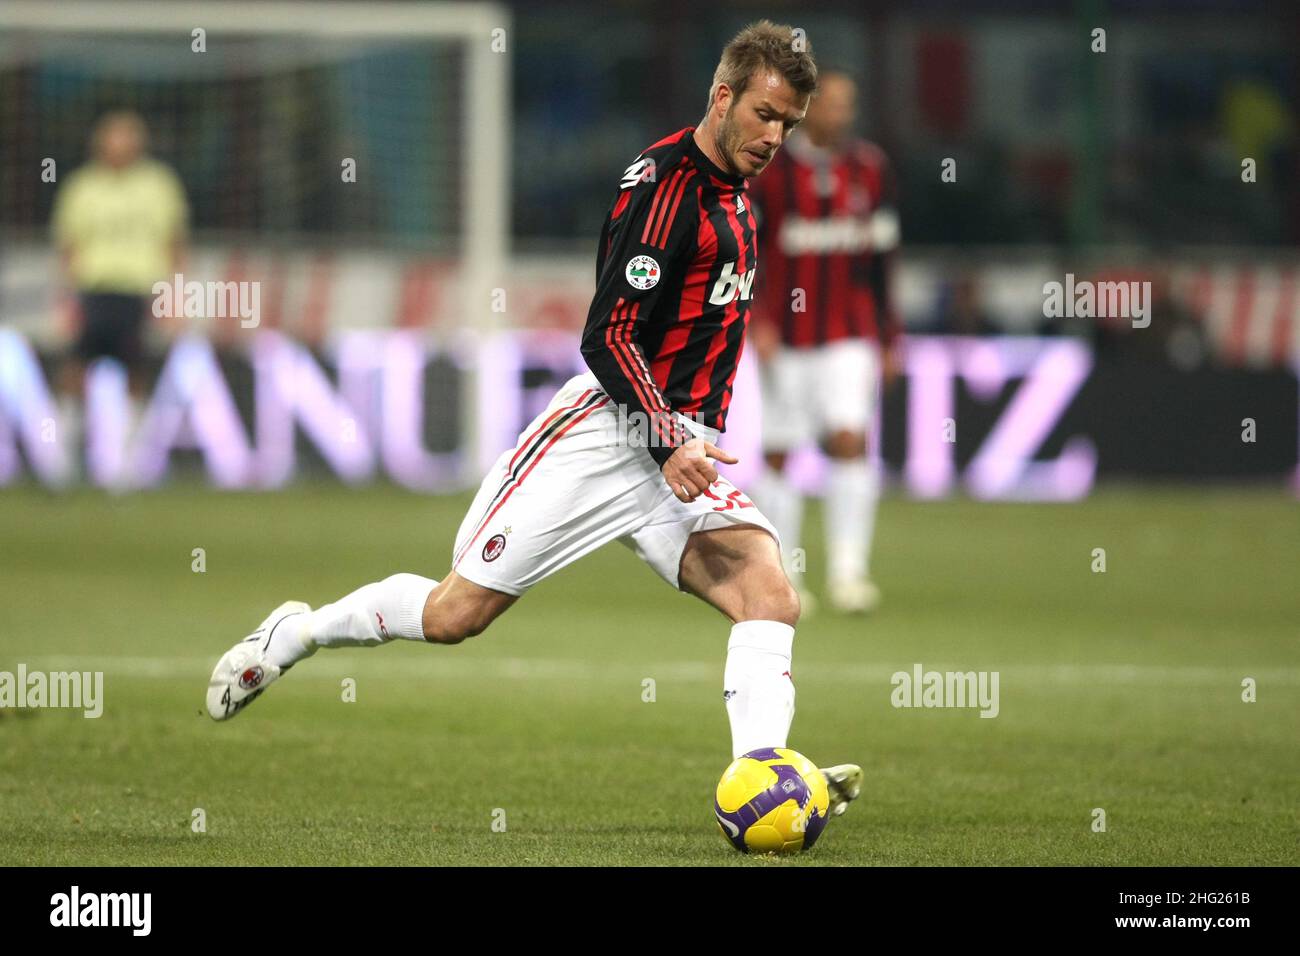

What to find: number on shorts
left=702, top=483, right=754, bottom=512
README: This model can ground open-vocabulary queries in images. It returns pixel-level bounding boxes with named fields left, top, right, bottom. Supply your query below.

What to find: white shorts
left=761, top=338, right=880, bottom=452
left=450, top=371, right=781, bottom=596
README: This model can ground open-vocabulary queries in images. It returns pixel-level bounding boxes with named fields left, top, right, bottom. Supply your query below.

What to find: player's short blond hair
left=707, top=20, right=818, bottom=115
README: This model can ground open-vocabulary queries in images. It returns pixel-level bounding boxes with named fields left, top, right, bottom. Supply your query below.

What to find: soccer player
left=748, top=70, right=901, bottom=614
left=206, top=21, right=861, bottom=821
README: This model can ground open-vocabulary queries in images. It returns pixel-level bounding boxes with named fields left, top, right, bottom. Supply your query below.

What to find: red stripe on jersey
left=661, top=171, right=694, bottom=247
left=651, top=168, right=692, bottom=249
left=453, top=396, right=610, bottom=572
left=642, top=172, right=676, bottom=244
left=611, top=190, right=631, bottom=221
left=643, top=127, right=692, bottom=153
left=647, top=168, right=683, bottom=246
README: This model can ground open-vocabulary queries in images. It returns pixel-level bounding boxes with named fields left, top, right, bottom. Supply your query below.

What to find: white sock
left=723, top=620, right=796, bottom=759
left=826, top=458, right=869, bottom=584
left=264, top=573, right=437, bottom=668
left=862, top=456, right=881, bottom=577
left=752, top=465, right=804, bottom=581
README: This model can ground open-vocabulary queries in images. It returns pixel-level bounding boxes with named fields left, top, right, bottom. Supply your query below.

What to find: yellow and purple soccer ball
left=714, top=747, right=830, bottom=854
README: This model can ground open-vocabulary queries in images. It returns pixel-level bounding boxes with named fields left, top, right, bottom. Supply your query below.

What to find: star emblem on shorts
left=503, top=526, right=512, bottom=535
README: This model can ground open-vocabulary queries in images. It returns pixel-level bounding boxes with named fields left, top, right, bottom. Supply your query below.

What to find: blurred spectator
left=50, top=111, right=188, bottom=451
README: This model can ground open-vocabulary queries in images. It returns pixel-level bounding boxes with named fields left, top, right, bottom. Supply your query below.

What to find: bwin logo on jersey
left=707, top=261, right=756, bottom=306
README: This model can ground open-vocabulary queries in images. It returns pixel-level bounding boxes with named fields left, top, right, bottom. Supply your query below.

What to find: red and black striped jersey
left=580, top=127, right=758, bottom=467
left=747, top=133, right=900, bottom=348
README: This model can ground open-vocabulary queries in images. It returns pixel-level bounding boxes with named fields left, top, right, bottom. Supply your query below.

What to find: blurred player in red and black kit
left=748, top=70, right=901, bottom=614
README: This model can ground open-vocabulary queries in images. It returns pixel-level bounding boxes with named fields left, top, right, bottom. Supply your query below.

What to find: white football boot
left=206, top=601, right=310, bottom=721
left=819, top=763, right=863, bottom=817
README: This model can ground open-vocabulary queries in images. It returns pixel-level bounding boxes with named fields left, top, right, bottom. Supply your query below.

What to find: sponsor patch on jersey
left=625, top=254, right=660, bottom=291
left=482, top=534, right=507, bottom=562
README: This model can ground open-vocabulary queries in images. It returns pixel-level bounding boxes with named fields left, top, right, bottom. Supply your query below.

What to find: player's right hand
left=662, top=438, right=739, bottom=502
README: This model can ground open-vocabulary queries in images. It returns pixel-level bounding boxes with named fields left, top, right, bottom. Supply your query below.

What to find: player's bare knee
left=739, top=571, right=799, bottom=627
left=461, top=603, right=499, bottom=639
left=770, top=578, right=802, bottom=627
left=422, top=597, right=485, bottom=644
left=422, top=619, right=460, bottom=644
left=421, top=575, right=515, bottom=644
left=425, top=606, right=486, bottom=644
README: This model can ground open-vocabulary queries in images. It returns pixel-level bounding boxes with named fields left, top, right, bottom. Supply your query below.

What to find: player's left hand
left=662, top=437, right=738, bottom=503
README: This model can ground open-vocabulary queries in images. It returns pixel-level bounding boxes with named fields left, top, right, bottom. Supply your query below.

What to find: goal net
left=0, top=0, right=507, bottom=260
left=0, top=1, right=510, bottom=486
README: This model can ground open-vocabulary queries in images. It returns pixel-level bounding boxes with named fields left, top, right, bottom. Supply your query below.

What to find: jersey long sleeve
left=580, top=156, right=701, bottom=468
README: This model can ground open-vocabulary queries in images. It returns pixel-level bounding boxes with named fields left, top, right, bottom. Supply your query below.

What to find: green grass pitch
left=1, top=483, right=1296, bottom=866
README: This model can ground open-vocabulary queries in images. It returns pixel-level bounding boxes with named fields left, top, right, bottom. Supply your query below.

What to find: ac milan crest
left=483, top=534, right=507, bottom=562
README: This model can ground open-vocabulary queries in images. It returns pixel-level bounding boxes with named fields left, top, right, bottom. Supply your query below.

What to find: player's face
left=717, top=72, right=809, bottom=178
